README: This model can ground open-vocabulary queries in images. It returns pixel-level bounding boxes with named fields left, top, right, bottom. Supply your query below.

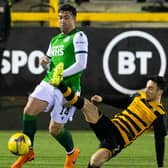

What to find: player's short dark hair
left=58, top=4, right=77, bottom=17
left=148, top=75, right=167, bottom=91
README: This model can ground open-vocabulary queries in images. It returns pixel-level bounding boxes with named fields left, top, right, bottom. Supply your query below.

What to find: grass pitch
left=1, top=130, right=167, bottom=168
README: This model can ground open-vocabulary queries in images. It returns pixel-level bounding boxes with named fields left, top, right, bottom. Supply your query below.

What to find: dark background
left=0, top=27, right=168, bottom=130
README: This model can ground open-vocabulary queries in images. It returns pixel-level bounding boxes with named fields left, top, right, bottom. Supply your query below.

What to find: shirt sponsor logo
left=51, top=45, right=64, bottom=56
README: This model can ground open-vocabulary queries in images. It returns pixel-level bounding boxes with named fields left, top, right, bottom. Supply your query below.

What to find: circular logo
left=103, top=30, right=166, bottom=94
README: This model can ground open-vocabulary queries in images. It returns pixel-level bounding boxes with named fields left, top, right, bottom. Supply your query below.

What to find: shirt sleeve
left=153, top=115, right=167, bottom=167
left=101, top=94, right=133, bottom=109
left=63, top=31, right=88, bottom=77
left=46, top=43, right=52, bottom=58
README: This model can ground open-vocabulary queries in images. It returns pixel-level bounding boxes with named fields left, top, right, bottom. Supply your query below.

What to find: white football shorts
left=30, top=81, right=79, bottom=124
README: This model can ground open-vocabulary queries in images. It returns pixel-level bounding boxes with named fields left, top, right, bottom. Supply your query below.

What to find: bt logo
left=103, top=30, right=166, bottom=95
left=118, top=51, right=152, bottom=75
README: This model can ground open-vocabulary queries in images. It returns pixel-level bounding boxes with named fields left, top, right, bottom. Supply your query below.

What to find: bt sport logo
left=103, top=30, right=166, bottom=95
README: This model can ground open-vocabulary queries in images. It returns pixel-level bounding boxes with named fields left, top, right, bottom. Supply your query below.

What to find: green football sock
left=22, top=113, right=37, bottom=147
left=52, top=128, right=74, bottom=153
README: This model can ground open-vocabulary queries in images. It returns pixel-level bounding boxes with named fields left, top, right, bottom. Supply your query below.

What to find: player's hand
left=91, top=95, right=103, bottom=103
left=39, top=56, right=49, bottom=68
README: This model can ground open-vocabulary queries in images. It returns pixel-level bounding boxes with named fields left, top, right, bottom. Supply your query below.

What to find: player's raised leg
left=51, top=66, right=100, bottom=124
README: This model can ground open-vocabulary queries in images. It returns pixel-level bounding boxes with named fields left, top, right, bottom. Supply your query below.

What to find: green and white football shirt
left=43, top=28, right=88, bottom=92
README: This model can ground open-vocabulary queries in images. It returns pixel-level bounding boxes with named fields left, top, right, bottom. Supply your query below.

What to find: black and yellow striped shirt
left=111, top=91, right=165, bottom=147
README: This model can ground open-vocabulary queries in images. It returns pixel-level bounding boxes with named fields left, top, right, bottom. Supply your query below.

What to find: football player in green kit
left=11, top=4, right=88, bottom=168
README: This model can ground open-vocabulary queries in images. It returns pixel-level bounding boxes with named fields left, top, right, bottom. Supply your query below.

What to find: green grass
left=1, top=130, right=168, bottom=168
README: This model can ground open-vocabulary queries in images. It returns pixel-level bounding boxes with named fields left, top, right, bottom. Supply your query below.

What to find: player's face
left=58, top=11, right=76, bottom=34
left=145, top=80, right=162, bottom=101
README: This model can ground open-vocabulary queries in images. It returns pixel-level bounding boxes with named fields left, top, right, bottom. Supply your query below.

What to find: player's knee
left=49, top=125, right=59, bottom=136
left=23, top=106, right=36, bottom=115
left=49, top=123, right=63, bottom=136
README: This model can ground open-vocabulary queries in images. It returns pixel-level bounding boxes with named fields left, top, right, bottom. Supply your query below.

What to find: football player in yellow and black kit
left=52, top=74, right=167, bottom=168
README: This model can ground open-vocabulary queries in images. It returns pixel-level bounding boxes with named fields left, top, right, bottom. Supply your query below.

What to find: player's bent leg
left=51, top=81, right=99, bottom=124
left=82, top=98, right=100, bottom=124
left=49, top=119, right=75, bottom=153
left=49, top=119, right=80, bottom=168
left=89, top=148, right=112, bottom=168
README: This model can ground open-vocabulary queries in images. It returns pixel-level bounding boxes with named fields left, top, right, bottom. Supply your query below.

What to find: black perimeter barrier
left=0, top=27, right=168, bottom=129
